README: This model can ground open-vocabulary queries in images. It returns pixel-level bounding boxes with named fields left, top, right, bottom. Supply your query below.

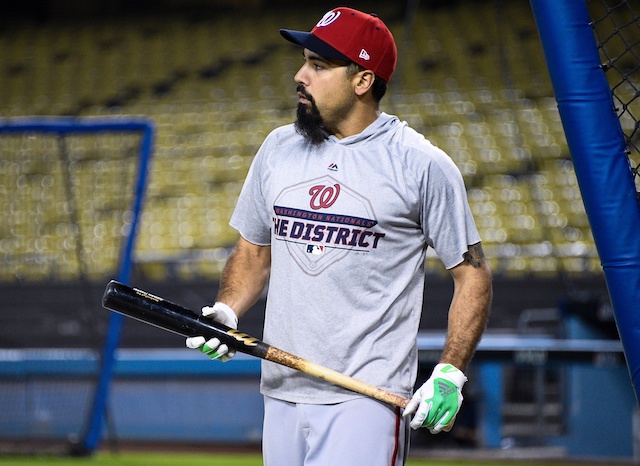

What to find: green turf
left=0, top=451, right=581, bottom=466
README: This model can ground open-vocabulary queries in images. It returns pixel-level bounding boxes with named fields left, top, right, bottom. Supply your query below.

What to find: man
left=187, top=7, right=492, bottom=465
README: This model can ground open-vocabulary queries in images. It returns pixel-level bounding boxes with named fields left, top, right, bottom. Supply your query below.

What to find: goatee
left=294, top=88, right=328, bottom=145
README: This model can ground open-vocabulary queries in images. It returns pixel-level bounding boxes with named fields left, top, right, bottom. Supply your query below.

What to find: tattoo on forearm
left=463, top=243, right=486, bottom=269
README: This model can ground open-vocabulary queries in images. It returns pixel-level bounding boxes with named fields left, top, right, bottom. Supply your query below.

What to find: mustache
left=296, top=84, right=314, bottom=103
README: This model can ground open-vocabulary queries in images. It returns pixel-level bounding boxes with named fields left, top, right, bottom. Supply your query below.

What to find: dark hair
left=345, top=62, right=388, bottom=102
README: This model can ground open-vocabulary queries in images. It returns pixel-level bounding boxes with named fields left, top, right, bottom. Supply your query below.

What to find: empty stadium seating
left=0, top=0, right=633, bottom=282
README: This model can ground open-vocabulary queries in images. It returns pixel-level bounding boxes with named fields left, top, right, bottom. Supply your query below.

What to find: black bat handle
left=102, top=280, right=269, bottom=358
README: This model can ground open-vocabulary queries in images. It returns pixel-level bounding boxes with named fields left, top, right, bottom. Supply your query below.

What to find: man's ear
left=354, top=70, right=376, bottom=97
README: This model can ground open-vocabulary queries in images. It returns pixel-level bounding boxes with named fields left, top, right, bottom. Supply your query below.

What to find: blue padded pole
left=530, top=0, right=640, bottom=404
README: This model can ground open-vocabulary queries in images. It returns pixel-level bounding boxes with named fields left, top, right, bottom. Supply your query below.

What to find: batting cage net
left=1, top=128, right=139, bottom=281
left=0, top=118, right=153, bottom=453
left=589, top=0, right=640, bottom=193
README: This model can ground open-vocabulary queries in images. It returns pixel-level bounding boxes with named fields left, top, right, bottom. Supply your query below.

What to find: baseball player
left=187, top=7, right=492, bottom=465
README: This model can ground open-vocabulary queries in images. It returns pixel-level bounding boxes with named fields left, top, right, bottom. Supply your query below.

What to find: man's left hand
left=403, top=363, right=467, bottom=433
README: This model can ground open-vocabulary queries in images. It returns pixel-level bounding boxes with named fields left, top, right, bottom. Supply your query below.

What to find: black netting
left=590, top=0, right=640, bottom=192
left=0, top=132, right=140, bottom=282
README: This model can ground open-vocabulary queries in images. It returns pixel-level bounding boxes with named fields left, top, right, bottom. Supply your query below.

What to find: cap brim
left=280, top=29, right=351, bottom=62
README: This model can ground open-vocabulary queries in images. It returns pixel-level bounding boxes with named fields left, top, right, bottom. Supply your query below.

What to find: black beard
left=294, top=95, right=328, bottom=146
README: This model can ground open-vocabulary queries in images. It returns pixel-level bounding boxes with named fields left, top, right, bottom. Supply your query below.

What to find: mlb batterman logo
left=307, top=244, right=324, bottom=256
left=316, top=10, right=341, bottom=27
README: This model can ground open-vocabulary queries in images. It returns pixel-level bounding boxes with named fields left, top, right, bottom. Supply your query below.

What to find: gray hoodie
left=230, top=112, right=480, bottom=403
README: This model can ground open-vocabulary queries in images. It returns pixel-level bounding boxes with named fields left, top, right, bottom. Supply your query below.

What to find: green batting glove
left=186, top=335, right=235, bottom=362
left=403, top=363, right=467, bottom=433
left=185, top=302, right=238, bottom=362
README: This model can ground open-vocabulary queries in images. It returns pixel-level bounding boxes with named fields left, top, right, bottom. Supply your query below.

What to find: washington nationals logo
left=316, top=10, right=341, bottom=27
left=309, top=184, right=340, bottom=210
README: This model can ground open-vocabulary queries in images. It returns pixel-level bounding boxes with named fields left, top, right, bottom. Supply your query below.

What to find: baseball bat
left=102, top=280, right=410, bottom=409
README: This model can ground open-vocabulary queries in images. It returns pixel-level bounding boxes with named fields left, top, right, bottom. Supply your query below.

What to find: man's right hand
left=185, top=302, right=238, bottom=362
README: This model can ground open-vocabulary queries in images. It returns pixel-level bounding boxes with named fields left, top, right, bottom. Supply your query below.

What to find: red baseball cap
left=280, top=7, right=397, bottom=83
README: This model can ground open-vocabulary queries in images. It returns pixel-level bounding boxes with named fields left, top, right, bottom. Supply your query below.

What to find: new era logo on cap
left=280, top=7, right=397, bottom=82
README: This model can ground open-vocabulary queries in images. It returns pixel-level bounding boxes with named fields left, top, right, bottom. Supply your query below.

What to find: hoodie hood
left=328, top=112, right=400, bottom=146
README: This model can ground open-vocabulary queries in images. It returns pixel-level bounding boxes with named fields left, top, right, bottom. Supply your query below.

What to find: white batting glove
left=403, top=363, right=467, bottom=433
left=185, top=302, right=238, bottom=362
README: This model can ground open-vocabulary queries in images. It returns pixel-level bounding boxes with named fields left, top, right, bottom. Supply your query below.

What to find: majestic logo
left=309, top=183, right=340, bottom=210
left=316, top=11, right=341, bottom=28
left=327, top=163, right=338, bottom=172
left=272, top=175, right=385, bottom=275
